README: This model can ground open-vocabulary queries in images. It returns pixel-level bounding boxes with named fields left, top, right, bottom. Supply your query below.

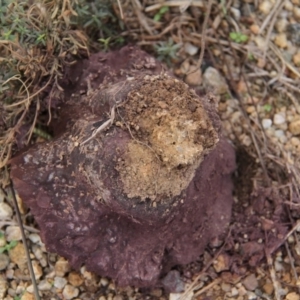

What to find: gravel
left=262, top=118, right=272, bottom=129
left=0, top=203, right=13, bottom=220
left=242, top=274, right=258, bottom=291
left=273, top=113, right=286, bottom=125
left=5, top=226, right=22, bottom=241
left=202, top=67, right=228, bottom=95
left=0, top=254, right=9, bottom=271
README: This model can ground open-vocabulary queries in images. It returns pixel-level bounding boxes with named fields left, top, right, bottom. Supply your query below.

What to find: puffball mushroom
left=10, top=46, right=235, bottom=287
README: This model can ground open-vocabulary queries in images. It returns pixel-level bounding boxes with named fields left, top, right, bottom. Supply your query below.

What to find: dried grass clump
left=0, top=0, right=122, bottom=184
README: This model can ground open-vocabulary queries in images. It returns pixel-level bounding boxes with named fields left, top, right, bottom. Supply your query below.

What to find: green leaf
left=159, top=6, right=169, bottom=14
left=229, top=32, right=238, bottom=40
left=0, top=240, right=18, bottom=253
left=153, top=14, right=161, bottom=22
left=263, top=104, right=272, bottom=112
left=229, top=32, right=248, bottom=43
left=154, top=6, right=169, bottom=22
left=248, top=53, right=254, bottom=61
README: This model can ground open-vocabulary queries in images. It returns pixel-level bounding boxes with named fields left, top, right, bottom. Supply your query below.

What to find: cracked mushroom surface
left=10, top=46, right=236, bottom=288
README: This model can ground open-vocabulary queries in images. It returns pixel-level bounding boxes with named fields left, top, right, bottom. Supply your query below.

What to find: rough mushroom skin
left=10, top=46, right=236, bottom=287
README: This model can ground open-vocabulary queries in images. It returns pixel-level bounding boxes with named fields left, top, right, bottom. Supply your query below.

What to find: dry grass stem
left=117, top=0, right=124, bottom=19
left=188, top=0, right=214, bottom=75
left=285, top=241, right=300, bottom=294
left=179, top=227, right=232, bottom=300
left=10, top=183, right=40, bottom=300
left=261, top=0, right=287, bottom=60
left=259, top=0, right=286, bottom=34
left=81, top=105, right=116, bottom=145
left=193, top=278, right=222, bottom=297
left=0, top=221, right=40, bottom=233
left=266, top=252, right=281, bottom=300
left=145, top=1, right=204, bottom=12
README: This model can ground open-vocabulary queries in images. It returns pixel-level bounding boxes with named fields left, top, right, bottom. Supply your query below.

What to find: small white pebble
left=28, top=233, right=42, bottom=244
left=259, top=0, right=273, bottom=14
left=5, top=226, right=22, bottom=242
left=288, top=235, right=295, bottom=243
left=285, top=0, right=293, bottom=10
left=32, top=246, right=43, bottom=261
left=275, top=18, right=288, bottom=33
left=62, top=284, right=79, bottom=300
left=0, top=254, right=9, bottom=271
left=273, top=113, right=286, bottom=125
left=221, top=282, right=231, bottom=292
left=0, top=202, right=13, bottom=220
left=274, top=261, right=284, bottom=271
left=169, top=293, right=183, bottom=300
left=275, top=129, right=285, bottom=138
left=54, top=277, right=67, bottom=289
left=6, top=269, right=14, bottom=279
left=279, top=135, right=287, bottom=144
left=230, top=7, right=241, bottom=20
left=247, top=291, right=257, bottom=299
left=262, top=119, right=272, bottom=129
left=274, top=33, right=288, bottom=48
left=241, top=134, right=252, bottom=147
left=231, top=287, right=239, bottom=296
left=0, top=235, right=6, bottom=247
left=286, top=292, right=300, bottom=300
left=184, top=42, right=198, bottom=56
left=16, top=285, right=25, bottom=294
left=294, top=7, right=300, bottom=19
left=279, top=288, right=288, bottom=296
left=26, top=285, right=34, bottom=293
left=100, top=277, right=109, bottom=287
left=38, top=280, right=52, bottom=291
left=238, top=285, right=247, bottom=296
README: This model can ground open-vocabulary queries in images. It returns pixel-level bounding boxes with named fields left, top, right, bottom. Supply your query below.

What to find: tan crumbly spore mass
left=117, top=75, right=219, bottom=201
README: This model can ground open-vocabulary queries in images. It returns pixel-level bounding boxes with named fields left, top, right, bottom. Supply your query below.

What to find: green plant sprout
left=263, top=104, right=272, bottom=112
left=153, top=6, right=169, bottom=22
left=229, top=32, right=248, bottom=43
left=14, top=291, right=25, bottom=300
left=155, top=38, right=181, bottom=65
left=72, top=1, right=118, bottom=37
left=220, top=0, right=227, bottom=15
left=248, top=52, right=255, bottom=61
left=33, top=127, right=52, bottom=140
left=98, top=37, right=111, bottom=52
left=0, top=0, right=122, bottom=173
left=0, top=240, right=17, bottom=253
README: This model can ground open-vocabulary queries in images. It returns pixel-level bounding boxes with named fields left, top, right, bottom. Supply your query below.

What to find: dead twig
left=145, top=1, right=204, bottom=12
left=0, top=221, right=40, bottom=233
left=261, top=0, right=287, bottom=60
left=131, top=0, right=154, bottom=35
left=193, top=278, right=221, bottom=297
left=9, top=182, right=40, bottom=300
left=80, top=105, right=116, bottom=145
left=187, top=0, right=214, bottom=75
left=117, top=0, right=124, bottom=19
left=259, top=0, right=285, bottom=34
left=179, top=226, right=232, bottom=300
left=285, top=241, right=300, bottom=295
left=265, top=251, right=281, bottom=300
